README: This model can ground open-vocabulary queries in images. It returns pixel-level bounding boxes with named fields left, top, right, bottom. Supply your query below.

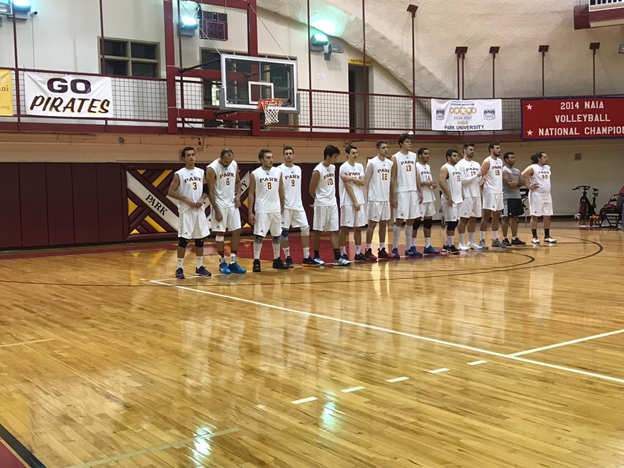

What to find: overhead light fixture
left=11, top=0, right=31, bottom=11
left=179, top=15, right=198, bottom=37
left=589, top=42, right=600, bottom=51
left=311, top=32, right=329, bottom=46
left=538, top=45, right=549, bottom=53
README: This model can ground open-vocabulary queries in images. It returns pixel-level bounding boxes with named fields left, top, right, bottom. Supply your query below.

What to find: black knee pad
left=424, top=218, right=433, bottom=229
left=178, top=237, right=189, bottom=248
left=447, top=221, right=458, bottom=231
left=254, top=235, right=264, bottom=243
left=194, top=238, right=205, bottom=248
left=413, top=218, right=422, bottom=230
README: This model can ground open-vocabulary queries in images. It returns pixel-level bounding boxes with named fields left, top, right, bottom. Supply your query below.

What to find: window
left=101, top=39, right=160, bottom=78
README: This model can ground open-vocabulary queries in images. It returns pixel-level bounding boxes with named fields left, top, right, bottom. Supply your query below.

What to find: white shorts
left=209, top=205, right=241, bottom=232
left=281, top=208, right=309, bottom=229
left=460, top=196, right=482, bottom=219
left=395, top=191, right=421, bottom=220
left=340, top=204, right=367, bottom=228
left=368, top=201, right=391, bottom=222
left=419, top=201, right=436, bottom=218
left=482, top=192, right=504, bottom=212
left=313, top=205, right=339, bottom=232
left=178, top=208, right=210, bottom=239
left=254, top=212, right=282, bottom=237
left=442, top=201, right=462, bottom=223
left=529, top=192, right=553, bottom=217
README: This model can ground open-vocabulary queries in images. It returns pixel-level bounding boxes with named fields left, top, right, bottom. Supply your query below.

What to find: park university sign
left=24, top=72, right=114, bottom=118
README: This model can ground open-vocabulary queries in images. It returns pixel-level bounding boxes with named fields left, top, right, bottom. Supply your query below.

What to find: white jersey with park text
left=442, top=163, right=463, bottom=205
left=277, top=164, right=303, bottom=210
left=483, top=156, right=503, bottom=194
left=529, top=164, right=552, bottom=195
left=456, top=158, right=481, bottom=198
left=416, top=162, right=435, bottom=203
left=393, top=151, right=418, bottom=192
left=175, top=167, right=204, bottom=214
left=313, top=163, right=337, bottom=207
left=252, top=166, right=281, bottom=213
left=208, top=159, right=237, bottom=207
left=366, top=156, right=393, bottom=202
left=339, top=161, right=365, bottom=206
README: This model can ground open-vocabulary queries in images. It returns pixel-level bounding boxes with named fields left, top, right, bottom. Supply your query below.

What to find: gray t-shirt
left=503, top=166, right=522, bottom=199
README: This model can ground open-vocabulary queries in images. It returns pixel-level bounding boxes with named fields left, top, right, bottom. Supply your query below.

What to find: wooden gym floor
left=0, top=221, right=623, bottom=468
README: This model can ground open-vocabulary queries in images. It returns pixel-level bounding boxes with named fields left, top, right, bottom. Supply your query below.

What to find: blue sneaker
left=219, top=262, right=232, bottom=275
left=391, top=247, right=400, bottom=259
left=313, top=257, right=325, bottom=266
left=285, top=256, right=294, bottom=268
left=175, top=268, right=185, bottom=279
left=228, top=262, right=246, bottom=274
left=423, top=245, right=440, bottom=255
left=406, top=246, right=423, bottom=258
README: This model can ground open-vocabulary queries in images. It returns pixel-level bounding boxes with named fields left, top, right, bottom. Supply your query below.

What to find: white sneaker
left=468, top=242, right=482, bottom=250
left=532, top=237, right=540, bottom=245
left=544, top=236, right=557, bottom=244
left=458, top=243, right=470, bottom=251
left=333, top=257, right=352, bottom=266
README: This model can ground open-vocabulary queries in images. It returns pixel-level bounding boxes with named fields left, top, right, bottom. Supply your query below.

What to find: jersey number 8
left=268, top=182, right=272, bottom=189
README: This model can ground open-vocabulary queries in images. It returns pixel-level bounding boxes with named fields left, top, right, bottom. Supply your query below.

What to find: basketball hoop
left=258, top=98, right=284, bottom=125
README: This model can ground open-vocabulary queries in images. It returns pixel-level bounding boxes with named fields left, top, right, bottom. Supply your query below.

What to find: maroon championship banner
left=521, top=97, right=624, bottom=140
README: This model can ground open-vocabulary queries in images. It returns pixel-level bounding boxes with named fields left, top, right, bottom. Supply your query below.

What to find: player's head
left=258, top=149, right=273, bottom=168
left=446, top=149, right=459, bottom=165
left=503, top=151, right=515, bottom=167
left=417, top=147, right=430, bottom=163
left=220, top=148, right=234, bottom=166
left=283, top=145, right=295, bottom=164
left=531, top=152, right=548, bottom=165
left=489, top=141, right=501, bottom=157
left=324, top=144, right=340, bottom=163
left=376, top=140, right=388, bottom=157
left=345, top=144, right=358, bottom=162
left=463, top=142, right=475, bottom=159
left=398, top=133, right=412, bottom=151
left=180, top=146, right=196, bottom=164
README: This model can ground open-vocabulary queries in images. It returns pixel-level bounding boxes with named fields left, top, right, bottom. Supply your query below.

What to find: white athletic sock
left=177, top=258, right=184, bottom=268
left=219, top=256, right=226, bottom=264
left=459, top=233, right=465, bottom=245
left=230, top=253, right=236, bottom=264
left=512, top=236, right=518, bottom=240
left=284, top=247, right=291, bottom=257
left=425, top=237, right=431, bottom=248
left=480, top=231, right=486, bottom=241
left=449, top=235, right=455, bottom=246
left=380, top=242, right=386, bottom=249
left=355, top=245, right=362, bottom=255
left=366, top=243, right=372, bottom=250
left=303, top=247, right=310, bottom=258
left=445, top=235, right=451, bottom=245
left=405, top=225, right=413, bottom=249
left=253, top=241, right=262, bottom=260
left=493, top=231, right=499, bottom=241
left=469, top=232, right=475, bottom=244
left=393, top=225, right=401, bottom=249
left=272, top=240, right=280, bottom=259
left=196, top=256, right=203, bottom=268
left=340, top=245, right=347, bottom=255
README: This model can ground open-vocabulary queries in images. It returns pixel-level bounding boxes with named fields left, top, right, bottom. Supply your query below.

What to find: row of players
left=169, top=134, right=555, bottom=278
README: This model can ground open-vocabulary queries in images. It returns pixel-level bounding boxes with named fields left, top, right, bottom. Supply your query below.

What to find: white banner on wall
left=431, top=99, right=502, bottom=131
left=24, top=72, right=114, bottom=118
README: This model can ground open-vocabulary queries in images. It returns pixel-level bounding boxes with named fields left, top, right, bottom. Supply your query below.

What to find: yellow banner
left=348, top=58, right=374, bottom=66
left=0, top=69, right=14, bottom=116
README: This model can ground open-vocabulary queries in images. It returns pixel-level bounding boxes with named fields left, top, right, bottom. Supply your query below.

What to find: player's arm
left=364, top=163, right=373, bottom=195
left=502, top=170, right=517, bottom=188
left=344, top=179, right=359, bottom=210
left=167, top=173, right=194, bottom=207
left=351, top=169, right=365, bottom=187
left=197, top=171, right=209, bottom=207
left=206, top=167, right=223, bottom=221
left=234, top=166, right=241, bottom=208
left=279, top=174, right=285, bottom=213
left=480, top=160, right=490, bottom=187
left=309, top=170, right=320, bottom=200
left=390, top=157, right=397, bottom=208
left=247, top=173, right=256, bottom=225
left=462, top=169, right=480, bottom=186
left=415, top=166, right=423, bottom=203
left=438, top=166, right=453, bottom=206
left=521, top=166, right=537, bottom=191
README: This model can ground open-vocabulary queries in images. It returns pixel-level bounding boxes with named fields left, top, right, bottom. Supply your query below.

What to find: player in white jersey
left=167, top=147, right=211, bottom=279
left=522, top=152, right=557, bottom=244
left=479, top=141, right=506, bottom=249
left=364, top=140, right=394, bottom=260
left=456, top=143, right=483, bottom=251
left=277, top=146, right=320, bottom=267
left=391, top=133, right=422, bottom=259
left=309, top=145, right=351, bottom=266
left=339, top=145, right=367, bottom=261
left=412, top=148, right=440, bottom=255
left=206, top=148, right=246, bottom=275
left=439, top=149, right=463, bottom=253
left=248, top=149, right=289, bottom=273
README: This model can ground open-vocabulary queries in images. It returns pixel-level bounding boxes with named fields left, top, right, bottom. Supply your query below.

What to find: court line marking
left=508, top=328, right=624, bottom=357
left=0, top=338, right=55, bottom=349
left=150, top=281, right=624, bottom=386
left=429, top=368, right=450, bottom=374
left=292, top=397, right=317, bottom=405
left=386, top=376, right=409, bottom=383
left=341, top=386, right=365, bottom=393
left=468, top=360, right=488, bottom=366
left=66, top=427, right=240, bottom=468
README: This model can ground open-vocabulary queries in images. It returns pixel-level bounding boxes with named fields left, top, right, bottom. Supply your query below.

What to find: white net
left=259, top=98, right=284, bottom=124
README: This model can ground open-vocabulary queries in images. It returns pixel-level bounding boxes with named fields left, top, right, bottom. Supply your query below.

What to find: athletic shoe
left=253, top=259, right=261, bottom=272
left=458, top=243, right=470, bottom=251
left=341, top=253, right=351, bottom=262
left=303, top=257, right=322, bottom=266
left=219, top=262, right=232, bottom=274
left=175, top=268, right=185, bottom=280
left=532, top=237, right=540, bottom=245
left=333, top=257, right=352, bottom=266
left=365, top=248, right=378, bottom=261
left=468, top=242, right=482, bottom=250
left=229, top=262, right=246, bottom=274
left=406, top=246, right=423, bottom=258
left=378, top=248, right=389, bottom=259
left=285, top=256, right=294, bottom=268
left=511, top=238, right=526, bottom=246
left=442, top=245, right=450, bottom=253
left=391, top=247, right=401, bottom=259
left=423, top=245, right=440, bottom=255
left=479, top=239, right=489, bottom=250
left=354, top=253, right=367, bottom=261
left=447, top=245, right=459, bottom=254
left=544, top=236, right=557, bottom=244
left=273, top=258, right=290, bottom=270
left=195, top=266, right=212, bottom=277
left=502, top=238, right=512, bottom=247
left=313, top=257, right=326, bottom=265
left=491, top=239, right=507, bottom=248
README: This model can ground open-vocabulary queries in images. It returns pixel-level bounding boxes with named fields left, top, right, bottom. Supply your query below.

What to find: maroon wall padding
left=96, top=164, right=125, bottom=242
left=0, top=164, right=22, bottom=249
left=72, top=164, right=100, bottom=244
left=19, top=164, right=49, bottom=247
left=46, top=163, right=75, bottom=246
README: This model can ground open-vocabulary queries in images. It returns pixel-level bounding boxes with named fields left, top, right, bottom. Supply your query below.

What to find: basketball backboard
left=219, top=54, right=299, bottom=113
